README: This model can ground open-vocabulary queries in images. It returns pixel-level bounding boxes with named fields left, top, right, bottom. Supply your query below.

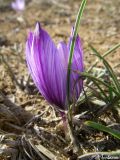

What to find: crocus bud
left=11, top=0, right=25, bottom=12
left=26, top=22, right=84, bottom=111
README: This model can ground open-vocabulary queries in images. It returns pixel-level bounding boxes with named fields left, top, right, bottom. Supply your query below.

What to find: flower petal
left=26, top=23, right=84, bottom=110
left=11, top=0, right=25, bottom=11
left=26, top=23, right=67, bottom=109
left=68, top=35, right=84, bottom=100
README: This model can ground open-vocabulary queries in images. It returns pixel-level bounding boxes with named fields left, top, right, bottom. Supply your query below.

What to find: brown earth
left=0, top=0, right=120, bottom=159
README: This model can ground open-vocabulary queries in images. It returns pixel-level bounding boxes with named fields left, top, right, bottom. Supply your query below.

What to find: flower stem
left=66, top=0, right=87, bottom=153
left=67, top=0, right=87, bottom=105
left=67, top=106, right=82, bottom=153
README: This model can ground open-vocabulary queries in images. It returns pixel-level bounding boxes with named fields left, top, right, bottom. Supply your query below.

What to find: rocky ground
left=0, top=0, right=120, bottom=159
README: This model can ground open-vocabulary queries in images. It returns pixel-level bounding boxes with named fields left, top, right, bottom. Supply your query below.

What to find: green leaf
left=85, top=121, right=120, bottom=140
left=90, top=45, right=120, bottom=94
left=88, top=43, right=120, bottom=72
left=67, top=0, right=87, bottom=106
left=77, top=71, right=119, bottom=96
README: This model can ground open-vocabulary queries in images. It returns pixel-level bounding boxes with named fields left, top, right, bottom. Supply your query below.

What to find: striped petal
left=68, top=35, right=84, bottom=100
left=26, top=22, right=84, bottom=110
left=26, top=23, right=67, bottom=110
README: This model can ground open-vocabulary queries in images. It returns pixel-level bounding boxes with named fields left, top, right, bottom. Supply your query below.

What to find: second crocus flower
left=11, top=0, right=25, bottom=12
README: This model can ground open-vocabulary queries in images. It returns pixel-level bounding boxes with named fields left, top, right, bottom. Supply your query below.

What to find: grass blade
left=76, top=71, right=119, bottom=96
left=85, top=121, right=120, bottom=140
left=90, top=45, right=120, bottom=94
left=67, top=0, right=87, bottom=106
left=88, top=43, right=120, bottom=72
left=66, top=0, right=87, bottom=152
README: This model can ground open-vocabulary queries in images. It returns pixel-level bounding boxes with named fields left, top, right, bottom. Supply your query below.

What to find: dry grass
left=0, top=0, right=120, bottom=159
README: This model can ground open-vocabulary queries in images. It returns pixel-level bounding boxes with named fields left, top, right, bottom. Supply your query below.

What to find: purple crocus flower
left=26, top=22, right=84, bottom=111
left=11, top=0, right=25, bottom=11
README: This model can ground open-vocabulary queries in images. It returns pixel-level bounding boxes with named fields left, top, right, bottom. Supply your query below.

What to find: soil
left=0, top=0, right=120, bottom=160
